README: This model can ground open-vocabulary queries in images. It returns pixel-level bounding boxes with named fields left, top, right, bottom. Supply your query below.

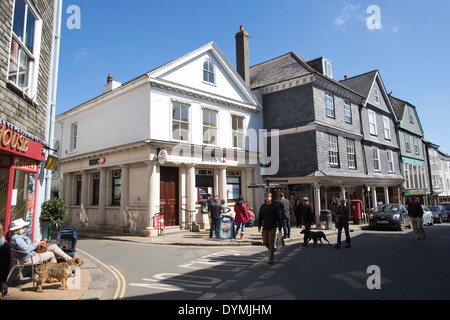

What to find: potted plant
left=40, top=198, right=68, bottom=240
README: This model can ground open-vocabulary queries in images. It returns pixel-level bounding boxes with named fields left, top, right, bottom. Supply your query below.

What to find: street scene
left=1, top=0, right=450, bottom=307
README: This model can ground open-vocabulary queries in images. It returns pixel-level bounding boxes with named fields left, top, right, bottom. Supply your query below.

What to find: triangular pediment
left=147, top=42, right=261, bottom=110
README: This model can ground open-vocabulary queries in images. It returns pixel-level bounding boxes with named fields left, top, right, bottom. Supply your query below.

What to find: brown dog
left=301, top=229, right=331, bottom=247
left=36, top=257, right=83, bottom=293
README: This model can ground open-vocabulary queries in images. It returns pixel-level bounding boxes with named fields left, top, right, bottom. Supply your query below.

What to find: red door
left=160, top=167, right=179, bottom=227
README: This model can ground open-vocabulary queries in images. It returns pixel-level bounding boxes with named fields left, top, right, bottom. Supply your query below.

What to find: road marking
left=77, top=249, right=126, bottom=300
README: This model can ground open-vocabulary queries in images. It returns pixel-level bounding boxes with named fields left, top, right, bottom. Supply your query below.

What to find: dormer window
left=203, top=60, right=215, bottom=84
left=323, top=58, right=333, bottom=79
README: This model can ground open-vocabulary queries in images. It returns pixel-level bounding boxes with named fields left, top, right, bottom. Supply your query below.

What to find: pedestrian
left=258, top=192, right=282, bottom=265
left=301, top=197, right=315, bottom=247
left=6, top=218, right=72, bottom=263
left=220, top=199, right=231, bottom=215
left=0, top=223, right=10, bottom=297
left=293, top=199, right=303, bottom=228
left=278, top=192, right=292, bottom=239
left=407, top=196, right=425, bottom=241
left=209, top=196, right=221, bottom=239
left=330, top=197, right=339, bottom=228
left=234, top=196, right=249, bottom=240
left=334, top=199, right=351, bottom=249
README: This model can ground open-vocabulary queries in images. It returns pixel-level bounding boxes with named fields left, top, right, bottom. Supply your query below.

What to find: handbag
left=275, top=232, right=285, bottom=250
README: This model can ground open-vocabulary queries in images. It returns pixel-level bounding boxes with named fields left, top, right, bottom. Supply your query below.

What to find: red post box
left=351, top=200, right=363, bottom=225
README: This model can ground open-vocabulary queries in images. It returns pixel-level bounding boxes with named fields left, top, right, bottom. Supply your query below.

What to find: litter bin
left=351, top=200, right=363, bottom=225
left=219, top=215, right=235, bottom=241
left=320, top=210, right=333, bottom=230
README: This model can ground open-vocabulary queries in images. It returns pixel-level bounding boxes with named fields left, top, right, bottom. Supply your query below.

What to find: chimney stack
left=235, top=25, right=250, bottom=86
left=103, top=74, right=121, bottom=93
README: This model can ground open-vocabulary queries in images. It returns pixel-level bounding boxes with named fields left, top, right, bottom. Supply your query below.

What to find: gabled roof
left=149, top=41, right=261, bottom=110
left=249, top=52, right=364, bottom=100
left=340, top=70, right=398, bottom=122
left=339, top=70, right=378, bottom=98
left=388, top=95, right=425, bottom=136
left=249, top=52, right=316, bottom=89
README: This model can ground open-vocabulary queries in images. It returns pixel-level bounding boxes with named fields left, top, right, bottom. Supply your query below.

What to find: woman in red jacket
left=234, top=196, right=249, bottom=239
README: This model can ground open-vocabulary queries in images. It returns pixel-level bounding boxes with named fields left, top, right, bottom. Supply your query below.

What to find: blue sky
left=57, top=0, right=450, bottom=152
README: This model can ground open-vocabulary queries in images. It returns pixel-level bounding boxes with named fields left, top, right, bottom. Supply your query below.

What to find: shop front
left=0, top=121, right=45, bottom=239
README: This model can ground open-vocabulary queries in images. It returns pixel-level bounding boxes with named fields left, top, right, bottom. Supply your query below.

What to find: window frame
left=70, top=123, right=78, bottom=152
left=373, top=87, right=380, bottom=105
left=111, top=170, right=122, bottom=206
left=387, top=150, right=395, bottom=173
left=413, top=136, right=420, bottom=155
left=328, top=134, right=339, bottom=167
left=231, top=114, right=245, bottom=149
left=373, top=147, right=381, bottom=172
left=368, top=110, right=378, bottom=135
left=404, top=132, right=411, bottom=153
left=346, top=138, right=357, bottom=169
left=202, top=108, right=218, bottom=146
left=343, top=99, right=352, bottom=124
left=203, top=59, right=215, bottom=85
left=7, top=0, right=42, bottom=100
left=383, top=116, right=391, bottom=140
left=172, top=101, right=190, bottom=142
left=325, top=92, right=335, bottom=118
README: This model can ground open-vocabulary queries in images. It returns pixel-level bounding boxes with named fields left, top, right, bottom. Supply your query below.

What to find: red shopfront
left=0, top=121, right=45, bottom=240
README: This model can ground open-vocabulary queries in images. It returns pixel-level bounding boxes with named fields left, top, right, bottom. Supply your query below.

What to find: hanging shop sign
left=0, top=122, right=45, bottom=161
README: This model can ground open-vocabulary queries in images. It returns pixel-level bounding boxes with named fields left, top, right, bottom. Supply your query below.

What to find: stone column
left=142, top=161, right=160, bottom=237
left=219, top=167, right=227, bottom=201
left=81, top=171, right=89, bottom=222
left=384, top=186, right=390, bottom=204
left=313, top=183, right=321, bottom=229
left=120, top=165, right=130, bottom=232
left=372, top=186, right=378, bottom=208
left=98, top=168, right=107, bottom=227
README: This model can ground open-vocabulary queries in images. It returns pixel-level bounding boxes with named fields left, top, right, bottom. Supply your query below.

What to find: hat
left=303, top=197, right=309, bottom=201
left=9, top=218, right=30, bottom=231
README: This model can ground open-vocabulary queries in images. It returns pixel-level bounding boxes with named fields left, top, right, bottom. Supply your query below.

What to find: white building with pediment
left=53, top=42, right=264, bottom=236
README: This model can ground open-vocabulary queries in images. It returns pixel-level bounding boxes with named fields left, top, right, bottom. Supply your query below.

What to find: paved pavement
left=3, top=223, right=366, bottom=300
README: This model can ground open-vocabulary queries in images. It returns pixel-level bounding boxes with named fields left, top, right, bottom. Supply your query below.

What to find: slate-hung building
left=54, top=42, right=263, bottom=236
left=388, top=95, right=429, bottom=204
left=248, top=51, right=372, bottom=221
left=341, top=71, right=404, bottom=207
left=1, top=0, right=61, bottom=240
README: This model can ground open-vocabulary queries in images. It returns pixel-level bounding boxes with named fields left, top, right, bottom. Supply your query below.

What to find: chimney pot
left=344, top=75, right=348, bottom=80
left=240, top=25, right=244, bottom=32
left=107, top=74, right=113, bottom=83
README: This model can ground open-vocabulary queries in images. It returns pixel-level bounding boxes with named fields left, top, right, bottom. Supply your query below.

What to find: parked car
left=430, top=205, right=449, bottom=223
left=440, top=202, right=450, bottom=215
left=369, top=203, right=411, bottom=231
left=422, top=205, right=433, bottom=226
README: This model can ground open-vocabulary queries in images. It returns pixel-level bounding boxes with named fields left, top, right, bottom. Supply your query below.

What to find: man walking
left=407, top=196, right=425, bottom=241
left=301, top=197, right=315, bottom=247
left=209, top=196, right=221, bottom=239
left=334, top=198, right=351, bottom=249
left=258, top=193, right=282, bottom=264
left=279, top=192, right=292, bottom=239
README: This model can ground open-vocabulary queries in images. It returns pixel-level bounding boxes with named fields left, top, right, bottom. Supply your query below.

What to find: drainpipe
left=44, top=0, right=63, bottom=201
